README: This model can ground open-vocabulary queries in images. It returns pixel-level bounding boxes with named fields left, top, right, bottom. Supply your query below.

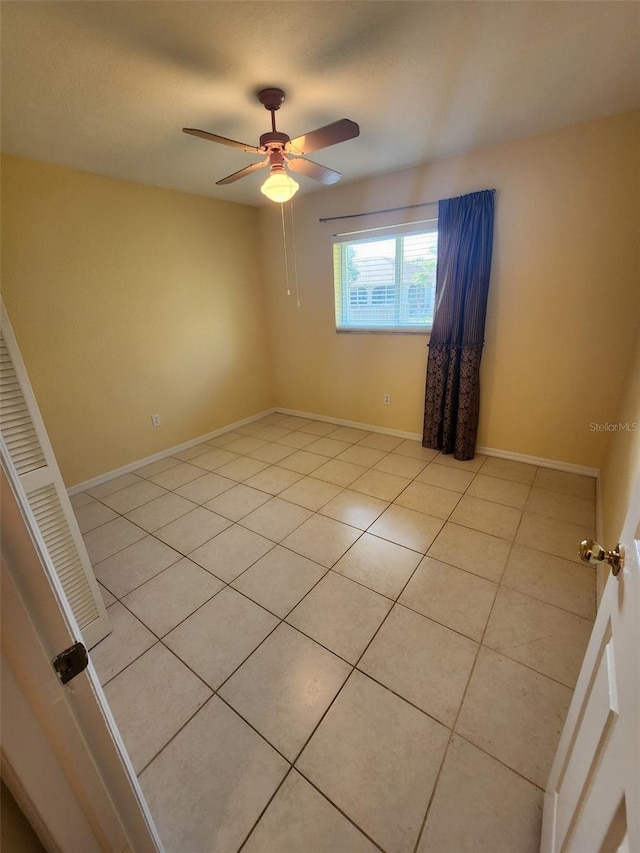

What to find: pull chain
left=280, top=201, right=291, bottom=297
left=288, top=196, right=301, bottom=308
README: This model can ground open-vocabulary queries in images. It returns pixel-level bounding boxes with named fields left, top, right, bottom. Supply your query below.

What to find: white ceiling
left=1, top=1, right=639, bottom=207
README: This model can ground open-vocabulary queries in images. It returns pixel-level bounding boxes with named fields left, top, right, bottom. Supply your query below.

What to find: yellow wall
left=1, top=155, right=275, bottom=486
left=259, top=111, right=640, bottom=469
left=2, top=111, right=638, bottom=486
left=600, top=328, right=640, bottom=543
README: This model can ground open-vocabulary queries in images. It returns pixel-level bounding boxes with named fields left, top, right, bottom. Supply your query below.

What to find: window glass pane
left=399, top=231, right=437, bottom=327
left=334, top=225, right=437, bottom=331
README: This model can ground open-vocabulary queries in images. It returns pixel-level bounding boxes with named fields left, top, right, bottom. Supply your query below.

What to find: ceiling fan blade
left=287, top=119, right=359, bottom=155
left=286, top=156, right=342, bottom=185
left=183, top=128, right=262, bottom=154
left=216, top=160, right=268, bottom=185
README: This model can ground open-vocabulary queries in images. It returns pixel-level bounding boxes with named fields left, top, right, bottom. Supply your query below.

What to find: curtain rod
left=318, top=199, right=438, bottom=224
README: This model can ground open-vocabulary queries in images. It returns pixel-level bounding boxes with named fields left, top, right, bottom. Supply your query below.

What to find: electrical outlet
left=151, top=414, right=161, bottom=428
left=383, top=394, right=391, bottom=405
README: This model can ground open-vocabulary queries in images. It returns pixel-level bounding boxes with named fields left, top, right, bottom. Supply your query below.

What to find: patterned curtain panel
left=422, top=189, right=495, bottom=460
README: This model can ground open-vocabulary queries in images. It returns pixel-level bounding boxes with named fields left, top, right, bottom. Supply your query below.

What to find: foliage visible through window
left=333, top=221, right=438, bottom=331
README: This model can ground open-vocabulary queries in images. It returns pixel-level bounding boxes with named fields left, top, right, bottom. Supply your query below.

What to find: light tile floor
left=77, top=414, right=597, bottom=853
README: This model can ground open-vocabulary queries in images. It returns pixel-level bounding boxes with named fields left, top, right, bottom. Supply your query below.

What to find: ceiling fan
left=183, top=87, right=360, bottom=202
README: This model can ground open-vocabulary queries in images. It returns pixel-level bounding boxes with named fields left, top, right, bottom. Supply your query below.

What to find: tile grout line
left=238, top=764, right=385, bottom=853
left=133, top=677, right=216, bottom=777
left=234, top=766, right=297, bottom=853
left=446, top=731, right=548, bottom=793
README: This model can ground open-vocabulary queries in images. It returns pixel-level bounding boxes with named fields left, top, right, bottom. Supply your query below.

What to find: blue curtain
left=423, top=189, right=495, bottom=460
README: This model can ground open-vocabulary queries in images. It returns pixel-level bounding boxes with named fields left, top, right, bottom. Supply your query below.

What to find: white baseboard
left=275, top=407, right=422, bottom=441
left=280, top=407, right=600, bottom=478
left=475, top=445, right=600, bottom=479
left=67, top=408, right=277, bottom=495
left=69, top=405, right=600, bottom=495
left=595, top=473, right=603, bottom=543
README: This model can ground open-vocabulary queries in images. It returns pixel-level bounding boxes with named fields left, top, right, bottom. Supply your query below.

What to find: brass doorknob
left=579, top=540, right=624, bottom=577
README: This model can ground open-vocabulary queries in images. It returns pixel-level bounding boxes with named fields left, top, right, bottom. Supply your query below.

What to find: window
left=333, top=219, right=438, bottom=332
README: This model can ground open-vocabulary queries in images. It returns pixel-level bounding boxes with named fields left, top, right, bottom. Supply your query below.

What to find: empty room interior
left=1, top=2, right=639, bottom=852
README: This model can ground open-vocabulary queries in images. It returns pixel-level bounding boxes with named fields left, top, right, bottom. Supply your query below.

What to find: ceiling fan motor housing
left=259, top=131, right=290, bottom=150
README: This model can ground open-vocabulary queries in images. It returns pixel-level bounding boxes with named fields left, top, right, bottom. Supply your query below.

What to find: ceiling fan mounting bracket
left=257, top=87, right=286, bottom=112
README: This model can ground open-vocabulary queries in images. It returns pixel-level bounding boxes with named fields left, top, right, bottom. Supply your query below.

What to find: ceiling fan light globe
left=260, top=171, right=299, bottom=203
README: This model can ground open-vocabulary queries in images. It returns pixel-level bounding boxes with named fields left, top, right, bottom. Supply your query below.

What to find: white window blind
left=333, top=218, right=438, bottom=332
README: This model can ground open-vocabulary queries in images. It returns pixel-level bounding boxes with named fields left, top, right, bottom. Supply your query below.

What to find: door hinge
left=53, top=641, right=89, bottom=685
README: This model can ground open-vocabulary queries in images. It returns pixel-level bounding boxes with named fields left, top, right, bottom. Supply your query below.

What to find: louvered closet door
left=1, top=303, right=110, bottom=648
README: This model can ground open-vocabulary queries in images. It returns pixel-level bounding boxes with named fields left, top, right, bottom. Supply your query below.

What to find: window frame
left=332, top=218, right=438, bottom=335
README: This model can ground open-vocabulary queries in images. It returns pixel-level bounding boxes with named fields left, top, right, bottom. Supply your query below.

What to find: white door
left=541, top=474, right=640, bottom=852
left=1, top=461, right=163, bottom=851
left=0, top=301, right=110, bottom=647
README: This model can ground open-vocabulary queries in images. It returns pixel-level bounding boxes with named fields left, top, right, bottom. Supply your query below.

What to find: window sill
left=336, top=327, right=431, bottom=336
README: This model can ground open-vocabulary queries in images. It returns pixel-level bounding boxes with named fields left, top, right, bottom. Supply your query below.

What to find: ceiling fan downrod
left=257, top=88, right=290, bottom=149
